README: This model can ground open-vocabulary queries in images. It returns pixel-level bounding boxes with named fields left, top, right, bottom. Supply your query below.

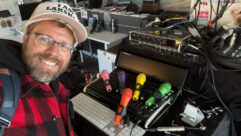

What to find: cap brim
left=25, top=13, right=87, bottom=44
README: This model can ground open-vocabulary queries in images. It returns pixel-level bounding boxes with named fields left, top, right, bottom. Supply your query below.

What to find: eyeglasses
left=32, top=32, right=76, bottom=56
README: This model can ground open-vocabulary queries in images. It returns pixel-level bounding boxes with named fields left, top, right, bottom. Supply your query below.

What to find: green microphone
left=145, top=82, right=171, bottom=107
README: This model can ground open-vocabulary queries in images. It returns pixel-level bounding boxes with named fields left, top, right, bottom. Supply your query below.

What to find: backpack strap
left=0, top=65, right=20, bottom=135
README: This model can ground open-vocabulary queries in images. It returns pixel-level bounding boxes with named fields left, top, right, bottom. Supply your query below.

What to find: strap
left=135, top=83, right=143, bottom=92
left=153, top=92, right=163, bottom=100
left=104, top=79, right=111, bottom=86
left=0, top=65, right=20, bottom=135
left=116, top=105, right=127, bottom=117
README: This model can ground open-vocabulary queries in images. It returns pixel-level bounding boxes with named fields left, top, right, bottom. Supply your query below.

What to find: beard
left=26, top=53, right=68, bottom=83
left=22, top=40, right=69, bottom=83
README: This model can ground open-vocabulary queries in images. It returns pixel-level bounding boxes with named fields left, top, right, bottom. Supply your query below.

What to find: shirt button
left=52, top=115, right=58, bottom=121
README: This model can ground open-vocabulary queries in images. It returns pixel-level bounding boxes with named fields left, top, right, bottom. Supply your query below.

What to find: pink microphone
left=101, top=70, right=112, bottom=92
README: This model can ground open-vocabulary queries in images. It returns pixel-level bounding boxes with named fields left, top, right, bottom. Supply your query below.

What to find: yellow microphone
left=133, top=73, right=146, bottom=100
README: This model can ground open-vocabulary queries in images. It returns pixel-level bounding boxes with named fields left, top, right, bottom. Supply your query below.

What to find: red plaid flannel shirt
left=0, top=74, right=76, bottom=136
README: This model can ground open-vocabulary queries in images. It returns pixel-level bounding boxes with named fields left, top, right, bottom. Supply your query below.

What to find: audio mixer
left=129, top=27, right=191, bottom=52
left=128, top=27, right=204, bottom=64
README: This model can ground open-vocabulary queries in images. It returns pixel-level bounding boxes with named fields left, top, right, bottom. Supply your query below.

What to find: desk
left=86, top=27, right=127, bottom=50
left=80, top=27, right=127, bottom=62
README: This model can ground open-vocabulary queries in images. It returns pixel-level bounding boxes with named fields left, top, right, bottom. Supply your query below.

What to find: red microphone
left=101, top=70, right=112, bottom=92
left=114, top=88, right=133, bottom=125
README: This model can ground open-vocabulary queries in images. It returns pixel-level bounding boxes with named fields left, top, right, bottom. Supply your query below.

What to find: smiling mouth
left=42, top=59, right=57, bottom=66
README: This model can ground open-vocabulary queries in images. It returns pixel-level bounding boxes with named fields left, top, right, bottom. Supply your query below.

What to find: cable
left=166, top=20, right=194, bottom=30
left=198, top=99, right=217, bottom=107
left=129, top=120, right=141, bottom=136
left=201, top=34, right=238, bottom=135
left=183, top=88, right=210, bottom=100
left=162, top=17, right=185, bottom=24
left=209, top=0, right=214, bottom=21
left=222, top=0, right=234, bottom=12
left=207, top=68, right=236, bottom=136
left=191, top=3, right=239, bottom=134
left=205, top=29, right=241, bottom=71
left=186, top=0, right=201, bottom=20
left=209, top=0, right=230, bottom=29
left=208, top=69, right=229, bottom=115
left=215, top=0, right=221, bottom=29
left=197, top=64, right=209, bottom=92
left=195, top=0, right=201, bottom=26
left=190, top=27, right=238, bottom=135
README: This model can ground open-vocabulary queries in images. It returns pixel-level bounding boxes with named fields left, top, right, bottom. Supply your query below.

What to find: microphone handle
left=157, top=126, right=185, bottom=132
left=148, top=126, right=184, bottom=132
left=148, top=126, right=206, bottom=132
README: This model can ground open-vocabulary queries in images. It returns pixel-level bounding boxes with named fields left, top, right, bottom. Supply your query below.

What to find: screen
left=19, top=2, right=42, bottom=21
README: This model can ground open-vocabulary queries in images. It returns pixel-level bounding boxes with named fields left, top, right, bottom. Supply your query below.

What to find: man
left=0, top=2, right=87, bottom=136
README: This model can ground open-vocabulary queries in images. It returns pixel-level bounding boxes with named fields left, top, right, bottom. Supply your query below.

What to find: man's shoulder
left=0, top=38, right=22, bottom=46
left=0, top=39, right=22, bottom=57
left=0, top=39, right=27, bottom=73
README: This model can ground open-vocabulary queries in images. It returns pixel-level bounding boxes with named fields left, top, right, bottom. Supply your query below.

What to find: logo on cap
left=46, top=4, right=76, bottom=19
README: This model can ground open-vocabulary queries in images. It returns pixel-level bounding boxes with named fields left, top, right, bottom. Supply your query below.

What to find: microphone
left=145, top=82, right=171, bottom=107
left=114, top=88, right=133, bottom=125
left=147, top=126, right=185, bottom=132
left=117, top=70, right=126, bottom=93
left=147, top=126, right=206, bottom=132
left=101, top=70, right=112, bottom=92
left=133, top=73, right=146, bottom=101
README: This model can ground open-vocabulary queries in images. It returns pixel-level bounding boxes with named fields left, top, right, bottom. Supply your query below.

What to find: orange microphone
left=114, top=88, right=133, bottom=125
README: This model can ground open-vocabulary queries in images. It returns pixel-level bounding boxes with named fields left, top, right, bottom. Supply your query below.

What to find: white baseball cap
left=24, top=2, right=87, bottom=46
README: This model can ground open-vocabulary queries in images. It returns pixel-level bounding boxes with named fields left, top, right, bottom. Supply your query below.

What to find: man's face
left=22, top=20, right=74, bottom=84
